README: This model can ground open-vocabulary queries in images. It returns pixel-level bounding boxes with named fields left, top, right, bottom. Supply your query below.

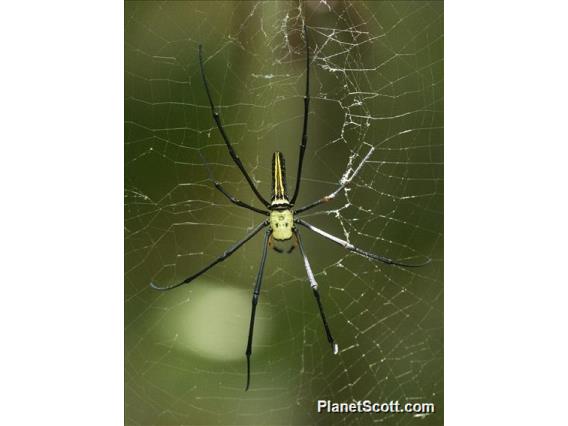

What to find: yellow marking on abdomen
left=273, top=152, right=286, bottom=201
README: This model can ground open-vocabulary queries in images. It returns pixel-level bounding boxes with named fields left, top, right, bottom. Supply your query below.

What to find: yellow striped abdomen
left=271, top=151, right=289, bottom=206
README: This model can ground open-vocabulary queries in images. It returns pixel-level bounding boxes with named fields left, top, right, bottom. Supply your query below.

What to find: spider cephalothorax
left=269, top=208, right=294, bottom=241
left=150, top=25, right=429, bottom=391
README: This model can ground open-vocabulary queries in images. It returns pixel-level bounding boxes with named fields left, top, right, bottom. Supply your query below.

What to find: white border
left=1, top=1, right=123, bottom=424
left=446, top=1, right=568, bottom=425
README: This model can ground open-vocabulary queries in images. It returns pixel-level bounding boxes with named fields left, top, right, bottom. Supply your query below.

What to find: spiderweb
left=125, top=1, right=443, bottom=425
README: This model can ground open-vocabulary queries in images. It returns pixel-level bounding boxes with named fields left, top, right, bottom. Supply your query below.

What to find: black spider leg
left=296, top=219, right=431, bottom=267
left=294, top=229, right=338, bottom=355
left=150, top=221, right=269, bottom=291
left=295, top=145, right=376, bottom=215
left=198, top=151, right=268, bottom=216
left=198, top=45, right=270, bottom=208
left=290, top=24, right=310, bottom=205
left=245, top=228, right=271, bottom=391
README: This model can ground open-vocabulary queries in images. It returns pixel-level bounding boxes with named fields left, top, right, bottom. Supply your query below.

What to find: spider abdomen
left=269, top=209, right=294, bottom=240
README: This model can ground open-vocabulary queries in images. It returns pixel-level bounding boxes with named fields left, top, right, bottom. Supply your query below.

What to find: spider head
left=269, top=209, right=294, bottom=240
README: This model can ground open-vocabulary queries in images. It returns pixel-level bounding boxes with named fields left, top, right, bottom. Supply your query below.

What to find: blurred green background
left=125, top=1, right=443, bottom=425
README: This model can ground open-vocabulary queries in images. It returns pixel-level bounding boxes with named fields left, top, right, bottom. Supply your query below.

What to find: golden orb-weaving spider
left=151, top=26, right=429, bottom=391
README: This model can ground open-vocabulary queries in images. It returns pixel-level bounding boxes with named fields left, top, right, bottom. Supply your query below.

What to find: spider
left=151, top=26, right=429, bottom=391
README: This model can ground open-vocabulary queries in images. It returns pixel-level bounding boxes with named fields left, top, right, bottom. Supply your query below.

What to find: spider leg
left=198, top=45, right=270, bottom=208
left=150, top=221, right=269, bottom=291
left=294, top=146, right=376, bottom=214
left=199, top=151, right=268, bottom=215
left=290, top=24, right=310, bottom=205
left=212, top=181, right=268, bottom=215
left=296, top=219, right=431, bottom=267
left=293, top=229, right=338, bottom=355
left=245, top=228, right=271, bottom=391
